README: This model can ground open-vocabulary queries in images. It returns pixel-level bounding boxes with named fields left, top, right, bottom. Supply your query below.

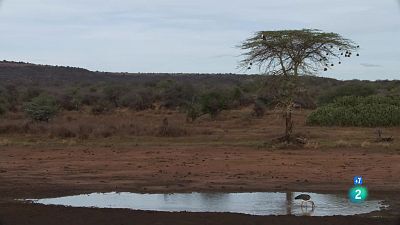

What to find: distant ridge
left=0, top=60, right=397, bottom=85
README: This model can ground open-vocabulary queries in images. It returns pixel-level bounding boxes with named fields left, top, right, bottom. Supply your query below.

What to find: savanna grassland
left=0, top=61, right=399, bottom=225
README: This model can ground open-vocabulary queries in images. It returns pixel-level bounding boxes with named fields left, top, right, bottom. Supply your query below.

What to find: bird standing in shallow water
left=295, top=194, right=315, bottom=208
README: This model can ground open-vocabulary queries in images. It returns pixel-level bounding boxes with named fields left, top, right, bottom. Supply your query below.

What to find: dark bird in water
left=250, top=62, right=253, bottom=66
left=324, top=68, right=328, bottom=71
left=295, top=194, right=315, bottom=208
left=356, top=53, right=360, bottom=56
left=247, top=67, right=251, bottom=70
left=338, top=62, right=342, bottom=64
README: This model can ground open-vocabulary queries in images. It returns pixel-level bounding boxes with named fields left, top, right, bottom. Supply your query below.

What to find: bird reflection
left=300, top=205, right=315, bottom=216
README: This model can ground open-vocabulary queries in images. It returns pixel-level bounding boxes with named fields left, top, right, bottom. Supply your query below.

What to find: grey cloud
left=209, top=54, right=236, bottom=59
left=360, top=63, right=383, bottom=68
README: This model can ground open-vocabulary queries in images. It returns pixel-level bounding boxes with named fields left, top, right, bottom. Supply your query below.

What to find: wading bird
left=295, top=194, right=315, bottom=208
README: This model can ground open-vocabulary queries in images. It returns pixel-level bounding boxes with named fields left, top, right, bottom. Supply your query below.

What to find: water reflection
left=26, top=192, right=386, bottom=217
left=300, top=206, right=315, bottom=216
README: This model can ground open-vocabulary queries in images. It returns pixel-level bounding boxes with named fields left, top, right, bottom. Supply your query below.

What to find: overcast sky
left=0, top=0, right=399, bottom=80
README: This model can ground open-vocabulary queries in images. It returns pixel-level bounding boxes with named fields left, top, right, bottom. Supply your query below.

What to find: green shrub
left=159, top=83, right=196, bottom=109
left=91, top=100, right=113, bottom=115
left=22, top=87, right=43, bottom=102
left=318, top=83, right=377, bottom=106
left=4, top=85, right=19, bottom=112
left=59, top=88, right=82, bottom=111
left=24, top=95, right=59, bottom=122
left=253, top=99, right=266, bottom=118
left=200, top=92, right=228, bottom=118
left=307, top=96, right=400, bottom=127
left=228, top=87, right=253, bottom=108
left=103, top=85, right=126, bottom=107
left=0, top=103, right=6, bottom=116
left=120, top=91, right=155, bottom=111
left=184, top=100, right=202, bottom=122
left=0, top=94, right=7, bottom=116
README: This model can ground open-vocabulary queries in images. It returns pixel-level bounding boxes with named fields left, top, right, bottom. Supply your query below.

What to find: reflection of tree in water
left=198, top=193, right=231, bottom=209
left=286, top=192, right=293, bottom=215
left=160, top=193, right=231, bottom=210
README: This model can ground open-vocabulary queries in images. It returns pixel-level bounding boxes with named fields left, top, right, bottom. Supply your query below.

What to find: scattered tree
left=239, top=29, right=358, bottom=142
left=184, top=98, right=203, bottom=122
left=60, top=88, right=83, bottom=111
left=200, top=92, right=227, bottom=119
left=120, top=91, right=155, bottom=111
left=103, top=85, right=125, bottom=107
left=24, top=95, right=59, bottom=122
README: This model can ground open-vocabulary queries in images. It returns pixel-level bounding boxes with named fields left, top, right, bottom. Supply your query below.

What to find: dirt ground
left=0, top=110, right=399, bottom=225
left=0, top=146, right=399, bottom=225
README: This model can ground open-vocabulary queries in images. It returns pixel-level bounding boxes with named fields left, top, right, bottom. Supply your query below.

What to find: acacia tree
left=239, top=29, right=359, bottom=142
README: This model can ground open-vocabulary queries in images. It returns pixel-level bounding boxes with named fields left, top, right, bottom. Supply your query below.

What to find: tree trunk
left=286, top=192, right=293, bottom=215
left=284, top=107, right=293, bottom=143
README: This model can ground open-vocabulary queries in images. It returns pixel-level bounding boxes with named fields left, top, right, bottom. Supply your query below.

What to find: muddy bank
left=1, top=146, right=399, bottom=198
left=0, top=146, right=399, bottom=224
left=0, top=202, right=397, bottom=225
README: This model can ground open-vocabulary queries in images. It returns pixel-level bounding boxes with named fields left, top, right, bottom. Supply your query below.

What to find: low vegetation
left=317, top=83, right=377, bottom=106
left=23, top=95, right=59, bottom=122
left=0, top=61, right=399, bottom=137
left=307, top=96, right=400, bottom=127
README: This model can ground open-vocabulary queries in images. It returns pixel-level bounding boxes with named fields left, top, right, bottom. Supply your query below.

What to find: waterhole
left=26, top=192, right=387, bottom=216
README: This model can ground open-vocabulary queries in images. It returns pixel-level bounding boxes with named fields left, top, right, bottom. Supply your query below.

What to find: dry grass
left=0, top=108, right=399, bottom=150
left=335, top=139, right=354, bottom=148
left=0, top=109, right=210, bottom=139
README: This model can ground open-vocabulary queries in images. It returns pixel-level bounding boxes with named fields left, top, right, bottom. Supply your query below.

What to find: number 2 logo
left=355, top=189, right=362, bottom=200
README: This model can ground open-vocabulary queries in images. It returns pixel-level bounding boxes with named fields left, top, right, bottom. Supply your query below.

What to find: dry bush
left=50, top=127, right=76, bottom=138
left=0, top=122, right=23, bottom=134
left=305, top=141, right=319, bottom=149
left=361, top=141, right=371, bottom=148
left=334, top=139, right=353, bottom=148
left=0, top=120, right=47, bottom=134
left=157, top=118, right=189, bottom=137
left=93, top=125, right=117, bottom=138
left=157, top=125, right=189, bottom=137
left=77, top=125, right=93, bottom=140
left=0, top=110, right=212, bottom=139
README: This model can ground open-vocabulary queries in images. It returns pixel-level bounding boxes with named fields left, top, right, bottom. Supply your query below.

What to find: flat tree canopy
left=239, top=29, right=358, bottom=76
left=239, top=29, right=359, bottom=142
